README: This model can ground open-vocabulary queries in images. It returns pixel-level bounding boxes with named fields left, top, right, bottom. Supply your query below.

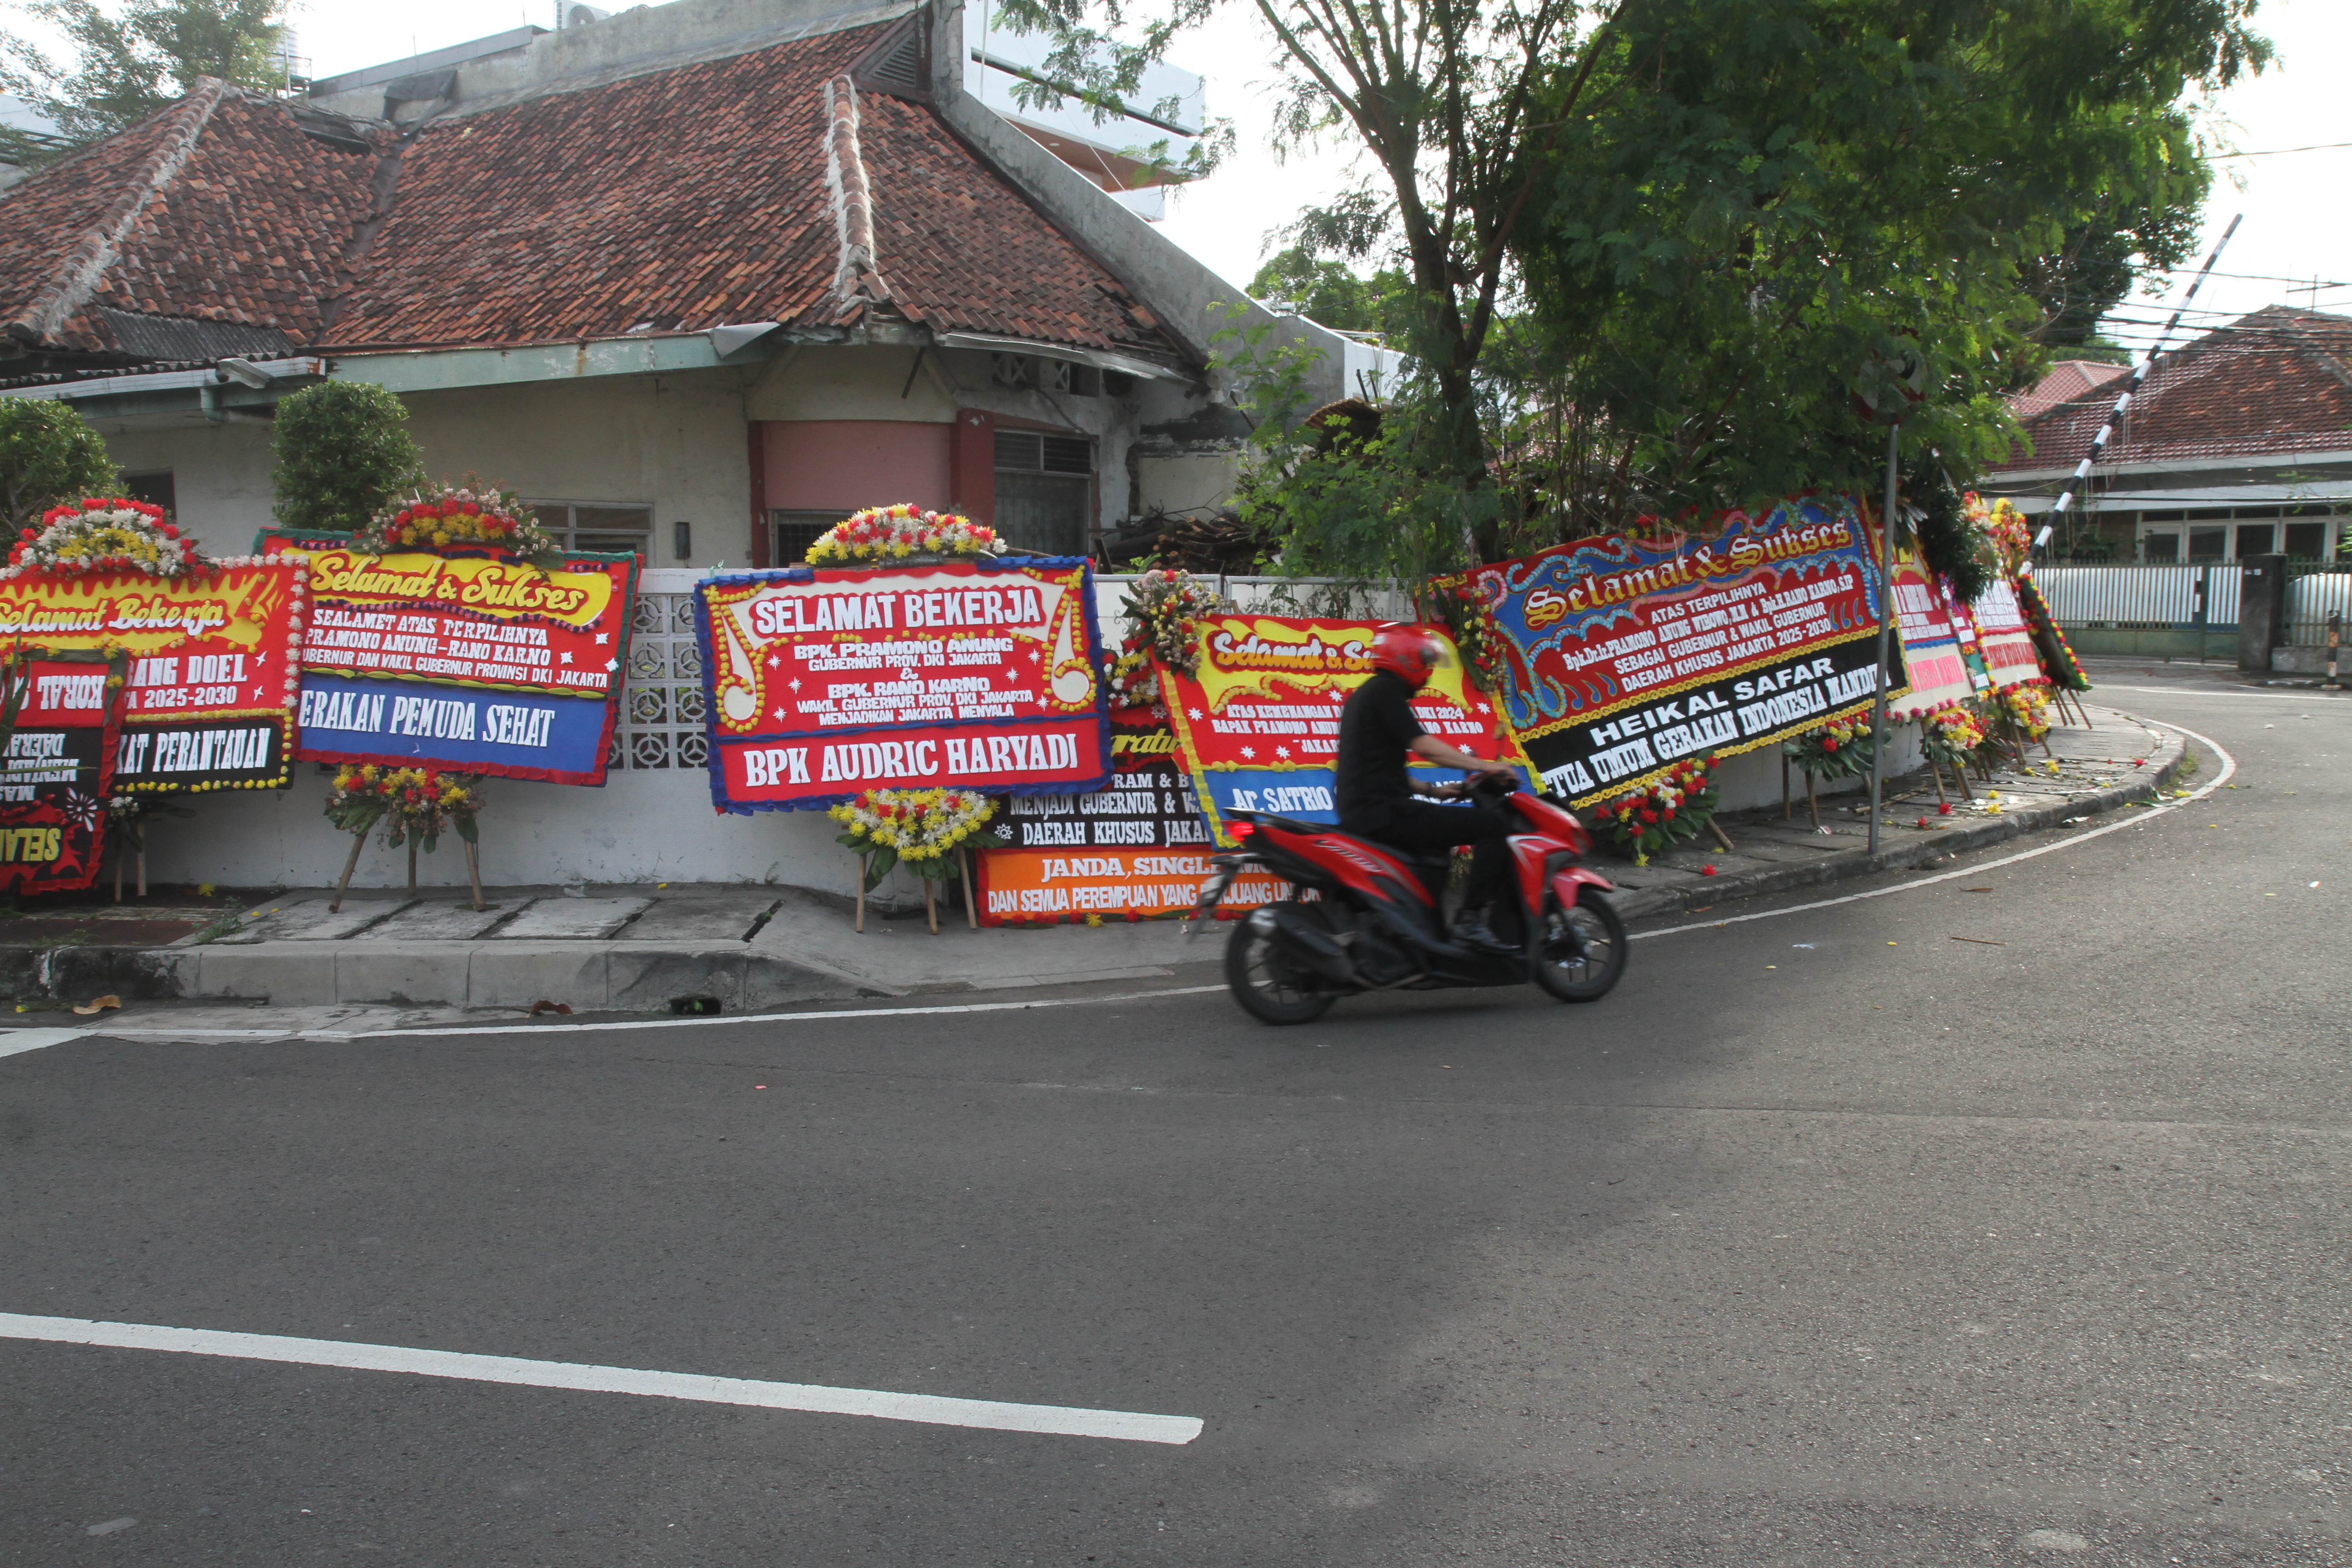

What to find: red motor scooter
left=1187, top=775, right=1626, bottom=1024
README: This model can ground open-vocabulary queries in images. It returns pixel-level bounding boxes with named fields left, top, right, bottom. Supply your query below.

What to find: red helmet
left=1371, top=622, right=1447, bottom=690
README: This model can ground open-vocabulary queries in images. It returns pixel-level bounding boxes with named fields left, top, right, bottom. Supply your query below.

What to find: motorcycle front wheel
left=1225, top=918, right=1337, bottom=1024
left=1531, top=887, right=1626, bottom=1003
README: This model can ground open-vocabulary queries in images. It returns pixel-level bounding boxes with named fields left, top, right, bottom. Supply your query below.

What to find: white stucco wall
left=102, top=419, right=278, bottom=558
left=133, top=761, right=856, bottom=894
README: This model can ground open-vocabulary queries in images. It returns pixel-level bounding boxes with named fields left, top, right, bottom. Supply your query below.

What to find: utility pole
left=1867, top=421, right=1897, bottom=857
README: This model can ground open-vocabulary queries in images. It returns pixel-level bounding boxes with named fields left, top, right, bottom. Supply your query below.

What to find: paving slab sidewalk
left=0, top=703, right=2191, bottom=1015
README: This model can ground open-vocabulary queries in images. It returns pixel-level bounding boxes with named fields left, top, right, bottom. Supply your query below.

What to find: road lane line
left=0, top=1028, right=92, bottom=1058
left=0, top=1312, right=1203, bottom=1445
left=334, top=984, right=1230, bottom=1040
left=2087, top=684, right=2347, bottom=702
left=1634, top=717, right=2238, bottom=941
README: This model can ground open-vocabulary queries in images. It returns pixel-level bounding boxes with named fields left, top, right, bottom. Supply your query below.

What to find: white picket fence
left=2032, top=564, right=2237, bottom=629
left=2034, top=563, right=2352, bottom=642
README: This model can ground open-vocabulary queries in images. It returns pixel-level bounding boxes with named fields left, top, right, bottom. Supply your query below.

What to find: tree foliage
left=1006, top=0, right=2267, bottom=585
left=271, top=382, right=425, bottom=537
left=0, top=0, right=289, bottom=162
left=0, top=400, right=120, bottom=531
left=1248, top=248, right=1411, bottom=338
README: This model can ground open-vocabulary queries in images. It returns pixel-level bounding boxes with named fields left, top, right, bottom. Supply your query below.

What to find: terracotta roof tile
left=0, top=22, right=1187, bottom=368
left=1991, top=307, right=2352, bottom=474
left=0, top=83, right=378, bottom=354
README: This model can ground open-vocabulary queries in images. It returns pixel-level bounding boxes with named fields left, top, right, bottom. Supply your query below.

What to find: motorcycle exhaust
left=1253, top=906, right=1357, bottom=987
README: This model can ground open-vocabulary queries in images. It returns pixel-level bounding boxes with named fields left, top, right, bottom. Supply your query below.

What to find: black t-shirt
left=1334, top=671, right=1427, bottom=822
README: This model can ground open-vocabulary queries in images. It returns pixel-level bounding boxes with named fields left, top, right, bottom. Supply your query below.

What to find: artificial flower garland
left=1917, top=700, right=1987, bottom=765
left=1109, top=567, right=1218, bottom=710
left=829, top=787, right=1007, bottom=885
left=2014, top=575, right=2091, bottom=691
left=1591, top=756, right=1719, bottom=866
left=1422, top=577, right=1505, bottom=691
left=7, top=498, right=203, bottom=579
left=1784, top=711, right=1877, bottom=779
left=807, top=505, right=1000, bottom=566
left=327, top=764, right=484, bottom=849
left=1963, top=491, right=2033, bottom=576
left=1995, top=681, right=2053, bottom=741
left=358, top=483, right=560, bottom=562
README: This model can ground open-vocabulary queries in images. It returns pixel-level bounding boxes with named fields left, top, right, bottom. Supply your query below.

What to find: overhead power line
left=2213, top=140, right=2352, bottom=158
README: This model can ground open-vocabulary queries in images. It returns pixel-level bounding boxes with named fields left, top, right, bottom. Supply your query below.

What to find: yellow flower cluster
left=807, top=505, right=1000, bottom=566
left=828, top=788, right=997, bottom=861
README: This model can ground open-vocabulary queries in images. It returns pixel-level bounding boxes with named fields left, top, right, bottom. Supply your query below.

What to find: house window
left=2137, top=507, right=2341, bottom=561
left=994, top=429, right=1093, bottom=555
left=123, top=471, right=175, bottom=515
left=2285, top=521, right=2330, bottom=558
left=530, top=501, right=653, bottom=556
left=612, top=591, right=706, bottom=773
left=769, top=509, right=848, bottom=567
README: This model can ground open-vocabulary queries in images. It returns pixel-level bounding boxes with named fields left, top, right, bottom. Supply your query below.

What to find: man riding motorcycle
left=1335, top=623, right=1521, bottom=954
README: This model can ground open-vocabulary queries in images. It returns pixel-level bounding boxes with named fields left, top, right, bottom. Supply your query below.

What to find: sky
left=14, top=0, right=2348, bottom=334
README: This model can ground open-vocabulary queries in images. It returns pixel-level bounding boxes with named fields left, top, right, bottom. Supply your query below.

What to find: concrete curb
left=1602, top=715, right=2193, bottom=921
left=0, top=709, right=2196, bottom=1011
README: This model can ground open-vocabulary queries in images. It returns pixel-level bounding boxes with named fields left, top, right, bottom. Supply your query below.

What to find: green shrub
left=272, top=381, right=423, bottom=535
left=0, top=401, right=120, bottom=530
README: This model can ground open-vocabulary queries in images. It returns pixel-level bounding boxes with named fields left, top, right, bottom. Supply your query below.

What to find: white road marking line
left=0, top=1028, right=91, bottom=1058
left=0, top=1312, right=1203, bottom=1446
left=1635, top=718, right=2238, bottom=941
left=338, top=985, right=1230, bottom=1040
left=2093, top=684, right=2346, bottom=703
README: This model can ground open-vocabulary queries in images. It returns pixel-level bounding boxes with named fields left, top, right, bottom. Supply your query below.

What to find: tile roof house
left=1982, top=306, right=2352, bottom=562
left=0, top=0, right=1382, bottom=568
left=0, top=0, right=1393, bottom=893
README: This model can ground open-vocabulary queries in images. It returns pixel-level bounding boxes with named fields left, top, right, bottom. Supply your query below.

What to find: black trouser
left=1341, top=798, right=1509, bottom=910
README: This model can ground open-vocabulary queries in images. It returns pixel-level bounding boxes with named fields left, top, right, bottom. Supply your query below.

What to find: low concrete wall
left=2066, top=626, right=2236, bottom=661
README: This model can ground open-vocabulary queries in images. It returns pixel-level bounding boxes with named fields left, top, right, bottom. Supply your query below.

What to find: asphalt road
left=3, top=674, right=2347, bottom=1566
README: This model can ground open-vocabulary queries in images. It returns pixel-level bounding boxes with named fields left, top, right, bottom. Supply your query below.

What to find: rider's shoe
left=1451, top=911, right=1515, bottom=956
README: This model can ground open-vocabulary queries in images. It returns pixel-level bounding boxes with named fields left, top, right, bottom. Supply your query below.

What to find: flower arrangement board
left=1965, top=576, right=2049, bottom=691
left=2014, top=574, right=2092, bottom=692
left=1155, top=617, right=1536, bottom=850
left=973, top=716, right=1287, bottom=924
left=0, top=558, right=306, bottom=794
left=1467, top=495, right=1906, bottom=806
left=694, top=558, right=1112, bottom=812
left=261, top=533, right=638, bottom=785
left=0, top=660, right=119, bottom=893
left=1860, top=510, right=1973, bottom=721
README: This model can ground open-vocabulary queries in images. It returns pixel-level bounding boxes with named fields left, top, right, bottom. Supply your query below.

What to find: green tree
left=0, top=0, right=289, bottom=163
left=0, top=400, right=120, bottom=531
left=271, top=382, right=424, bottom=537
left=1004, top=0, right=2265, bottom=581
left=1247, top=248, right=1409, bottom=338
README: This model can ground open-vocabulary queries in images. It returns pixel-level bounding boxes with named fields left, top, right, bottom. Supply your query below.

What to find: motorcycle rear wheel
left=1531, top=887, right=1626, bottom=1002
left=1225, top=919, right=1337, bottom=1024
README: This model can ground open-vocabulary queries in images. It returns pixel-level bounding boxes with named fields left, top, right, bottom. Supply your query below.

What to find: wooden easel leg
left=960, top=847, right=978, bottom=929
left=406, top=837, right=417, bottom=892
left=329, top=830, right=366, bottom=915
left=1706, top=817, right=1735, bottom=853
left=113, top=839, right=122, bottom=903
left=1929, top=758, right=1947, bottom=805
left=1806, top=772, right=1820, bottom=830
left=924, top=874, right=938, bottom=935
left=854, top=854, right=867, bottom=933
left=1782, top=753, right=1791, bottom=821
left=465, top=838, right=484, bottom=912
left=137, top=845, right=146, bottom=899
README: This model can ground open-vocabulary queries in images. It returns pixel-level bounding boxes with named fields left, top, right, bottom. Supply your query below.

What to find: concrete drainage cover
left=217, top=899, right=416, bottom=943
left=362, top=902, right=513, bottom=941
left=492, top=897, right=652, bottom=940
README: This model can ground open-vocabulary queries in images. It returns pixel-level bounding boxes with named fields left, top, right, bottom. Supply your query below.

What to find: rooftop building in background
left=304, top=0, right=1203, bottom=221
left=1981, top=305, right=2352, bottom=562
